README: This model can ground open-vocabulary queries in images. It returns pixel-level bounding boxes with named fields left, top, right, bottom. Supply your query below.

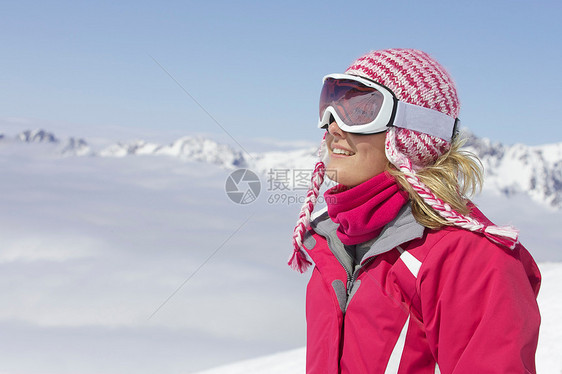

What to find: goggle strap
left=394, top=101, right=457, bottom=142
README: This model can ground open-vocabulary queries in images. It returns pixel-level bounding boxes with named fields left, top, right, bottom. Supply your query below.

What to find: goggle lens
left=319, top=78, right=385, bottom=127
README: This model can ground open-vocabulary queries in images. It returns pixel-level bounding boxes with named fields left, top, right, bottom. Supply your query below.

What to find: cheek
left=358, top=143, right=387, bottom=168
left=325, top=132, right=334, bottom=146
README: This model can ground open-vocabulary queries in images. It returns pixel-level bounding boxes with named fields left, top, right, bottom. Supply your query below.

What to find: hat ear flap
left=290, top=159, right=326, bottom=273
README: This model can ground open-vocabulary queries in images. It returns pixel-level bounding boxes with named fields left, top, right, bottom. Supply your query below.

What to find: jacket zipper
left=348, top=256, right=377, bottom=298
left=332, top=254, right=352, bottom=296
left=324, top=233, right=354, bottom=299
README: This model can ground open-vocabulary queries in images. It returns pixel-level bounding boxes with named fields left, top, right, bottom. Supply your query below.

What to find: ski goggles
left=318, top=73, right=459, bottom=141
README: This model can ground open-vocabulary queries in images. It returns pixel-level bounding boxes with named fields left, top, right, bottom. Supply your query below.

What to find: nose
left=328, top=121, right=346, bottom=138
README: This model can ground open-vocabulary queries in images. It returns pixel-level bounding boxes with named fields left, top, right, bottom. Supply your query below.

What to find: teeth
left=332, top=148, right=354, bottom=156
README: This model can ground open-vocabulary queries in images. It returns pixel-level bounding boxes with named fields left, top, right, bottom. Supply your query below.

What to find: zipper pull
left=347, top=279, right=353, bottom=294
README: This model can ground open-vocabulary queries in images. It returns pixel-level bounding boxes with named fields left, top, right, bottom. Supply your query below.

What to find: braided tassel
left=289, top=136, right=328, bottom=273
left=481, top=225, right=519, bottom=250
left=289, top=156, right=326, bottom=273
left=288, top=245, right=313, bottom=273
left=288, top=134, right=328, bottom=273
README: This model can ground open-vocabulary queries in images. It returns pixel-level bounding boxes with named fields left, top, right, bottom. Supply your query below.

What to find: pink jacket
left=303, top=205, right=541, bottom=373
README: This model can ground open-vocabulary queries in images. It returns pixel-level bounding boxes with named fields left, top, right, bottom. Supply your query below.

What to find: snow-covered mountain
left=3, top=129, right=91, bottom=156
left=2, top=128, right=562, bottom=209
left=464, top=131, right=562, bottom=209
left=17, top=129, right=59, bottom=143
left=98, top=137, right=247, bottom=169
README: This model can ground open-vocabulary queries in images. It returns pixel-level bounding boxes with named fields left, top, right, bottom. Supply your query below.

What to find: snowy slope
left=193, top=347, right=306, bottom=374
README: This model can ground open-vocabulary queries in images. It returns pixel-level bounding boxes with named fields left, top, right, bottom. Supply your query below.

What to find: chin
left=329, top=174, right=362, bottom=188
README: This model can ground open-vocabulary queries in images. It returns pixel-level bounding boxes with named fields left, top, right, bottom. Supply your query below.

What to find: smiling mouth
left=332, top=148, right=355, bottom=156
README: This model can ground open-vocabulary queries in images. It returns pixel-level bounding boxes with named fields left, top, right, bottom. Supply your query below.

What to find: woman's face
left=325, top=121, right=388, bottom=187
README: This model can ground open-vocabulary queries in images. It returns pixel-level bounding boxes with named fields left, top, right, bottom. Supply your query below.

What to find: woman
left=290, top=49, right=541, bottom=373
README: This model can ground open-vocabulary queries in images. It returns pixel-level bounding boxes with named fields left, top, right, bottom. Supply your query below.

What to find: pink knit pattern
left=394, top=128, right=450, bottom=170
left=345, top=49, right=460, bottom=118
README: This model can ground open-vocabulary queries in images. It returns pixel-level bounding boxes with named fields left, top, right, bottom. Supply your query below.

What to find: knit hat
left=289, top=48, right=519, bottom=273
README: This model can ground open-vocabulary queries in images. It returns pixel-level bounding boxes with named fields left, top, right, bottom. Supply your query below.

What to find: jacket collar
left=309, top=203, right=425, bottom=271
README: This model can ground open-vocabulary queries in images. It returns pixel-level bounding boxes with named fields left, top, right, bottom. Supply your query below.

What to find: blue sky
left=1, top=0, right=561, bottom=146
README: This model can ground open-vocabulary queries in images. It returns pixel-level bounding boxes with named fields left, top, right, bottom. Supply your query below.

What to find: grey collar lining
left=311, top=204, right=425, bottom=271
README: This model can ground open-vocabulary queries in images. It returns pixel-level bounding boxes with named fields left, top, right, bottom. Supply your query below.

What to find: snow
left=193, top=347, right=306, bottom=374
left=0, top=128, right=560, bottom=373
left=463, top=131, right=562, bottom=209
left=536, top=263, right=562, bottom=373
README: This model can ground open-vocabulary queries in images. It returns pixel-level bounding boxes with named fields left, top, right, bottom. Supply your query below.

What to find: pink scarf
left=325, top=172, right=408, bottom=245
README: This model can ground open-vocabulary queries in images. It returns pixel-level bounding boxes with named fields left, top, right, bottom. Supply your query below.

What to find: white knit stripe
left=403, top=49, right=446, bottom=114
left=396, top=246, right=422, bottom=278
left=403, top=133, right=427, bottom=163
left=411, top=51, right=444, bottom=107
left=410, top=49, right=457, bottom=116
left=384, top=315, right=410, bottom=374
left=359, top=51, right=415, bottom=105
left=355, top=58, right=398, bottom=93
left=403, top=50, right=441, bottom=109
left=386, top=128, right=404, bottom=167
left=395, top=130, right=443, bottom=169
left=392, top=50, right=437, bottom=109
left=415, top=133, right=447, bottom=165
left=378, top=50, right=428, bottom=108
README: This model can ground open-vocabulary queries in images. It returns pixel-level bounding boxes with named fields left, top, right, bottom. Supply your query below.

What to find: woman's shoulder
left=403, top=218, right=540, bottom=294
left=405, top=216, right=532, bottom=274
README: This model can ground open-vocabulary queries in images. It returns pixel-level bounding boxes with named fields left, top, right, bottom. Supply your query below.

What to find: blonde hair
left=387, top=135, right=484, bottom=229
